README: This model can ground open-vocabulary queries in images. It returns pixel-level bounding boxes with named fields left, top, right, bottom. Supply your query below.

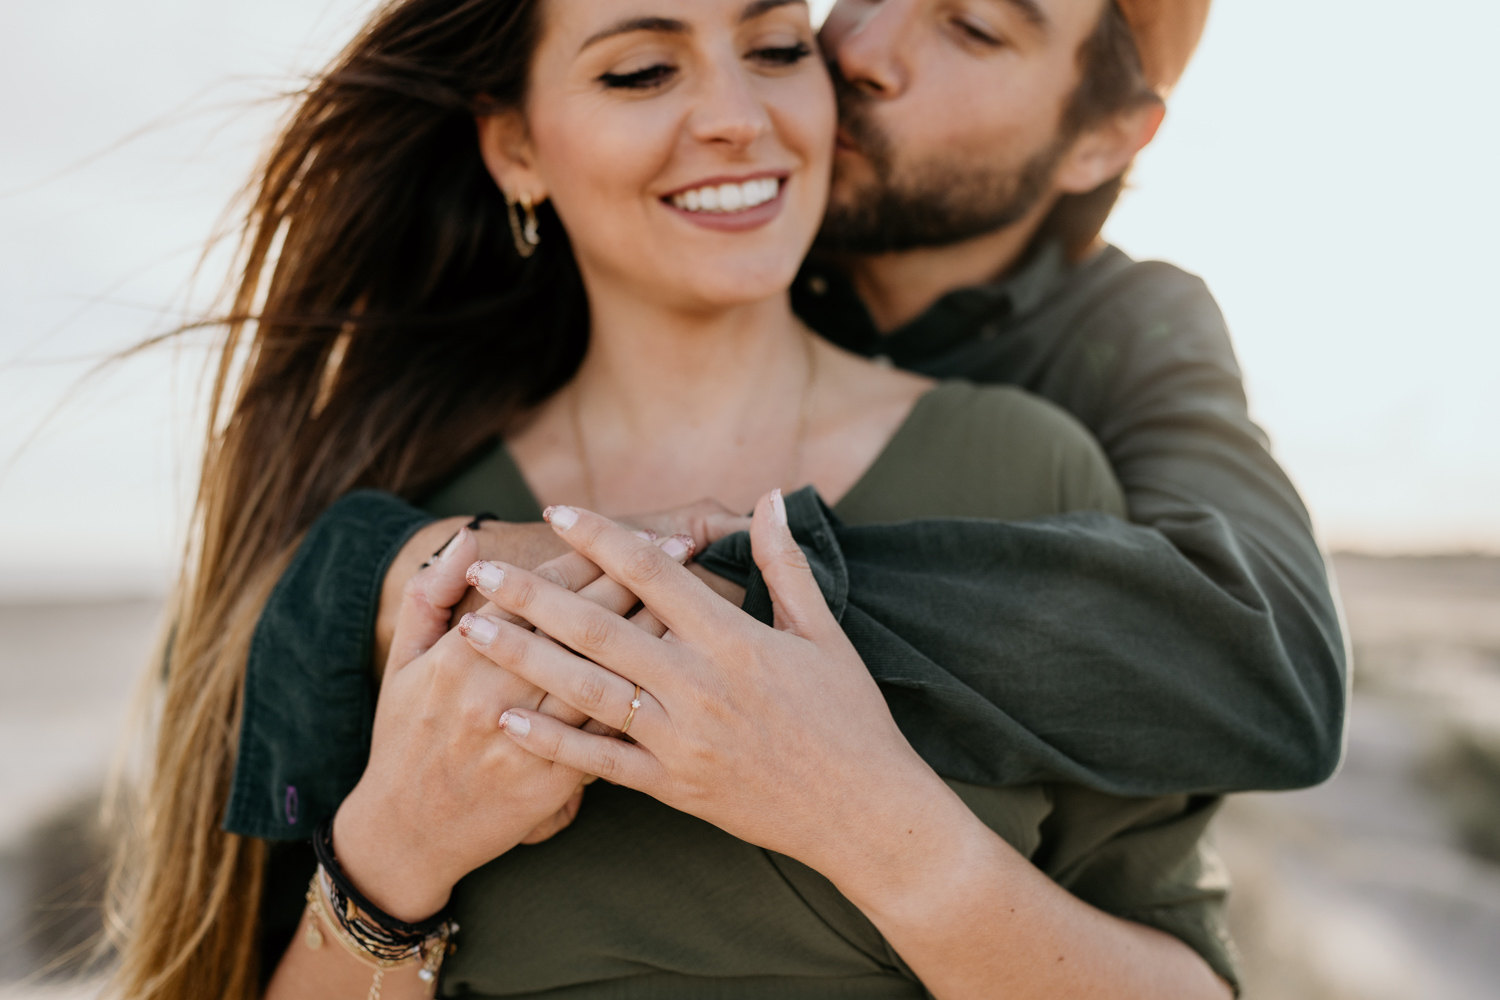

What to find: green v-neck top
left=424, top=380, right=1127, bottom=524
left=417, top=381, right=1235, bottom=997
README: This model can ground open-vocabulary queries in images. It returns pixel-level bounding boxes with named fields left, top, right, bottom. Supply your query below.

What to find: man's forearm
left=700, top=487, right=1343, bottom=797
left=842, top=512, right=1342, bottom=794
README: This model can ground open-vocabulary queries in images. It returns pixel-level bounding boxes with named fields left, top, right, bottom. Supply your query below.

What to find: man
left=232, top=0, right=1342, bottom=854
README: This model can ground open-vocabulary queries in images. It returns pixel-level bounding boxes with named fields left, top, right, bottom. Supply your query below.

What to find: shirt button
left=872, top=354, right=894, bottom=368
left=807, top=275, right=829, bottom=296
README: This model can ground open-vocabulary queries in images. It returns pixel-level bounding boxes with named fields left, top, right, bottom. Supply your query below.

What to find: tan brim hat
left=1115, top=0, right=1212, bottom=96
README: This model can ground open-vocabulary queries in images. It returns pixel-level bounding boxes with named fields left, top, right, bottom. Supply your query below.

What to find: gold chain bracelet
left=305, top=871, right=453, bottom=1000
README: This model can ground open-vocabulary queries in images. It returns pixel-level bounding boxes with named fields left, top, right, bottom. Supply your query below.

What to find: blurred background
left=1, top=1, right=1497, bottom=997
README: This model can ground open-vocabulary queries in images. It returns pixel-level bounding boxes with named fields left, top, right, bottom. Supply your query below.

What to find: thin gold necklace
left=569, top=329, right=819, bottom=513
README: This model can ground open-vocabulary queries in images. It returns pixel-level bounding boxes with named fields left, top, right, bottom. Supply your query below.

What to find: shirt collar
left=794, top=239, right=1073, bottom=367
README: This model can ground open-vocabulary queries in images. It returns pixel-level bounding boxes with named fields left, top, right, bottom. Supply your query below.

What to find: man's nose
left=826, top=0, right=919, bottom=100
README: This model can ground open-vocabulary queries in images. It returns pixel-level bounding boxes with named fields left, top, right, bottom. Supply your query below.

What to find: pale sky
left=1, top=0, right=1497, bottom=598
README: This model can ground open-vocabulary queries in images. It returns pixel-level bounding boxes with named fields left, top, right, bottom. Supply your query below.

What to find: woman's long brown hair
left=107, top=2, right=586, bottom=995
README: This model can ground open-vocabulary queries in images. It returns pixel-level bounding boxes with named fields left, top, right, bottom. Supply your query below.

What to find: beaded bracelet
left=307, top=819, right=457, bottom=999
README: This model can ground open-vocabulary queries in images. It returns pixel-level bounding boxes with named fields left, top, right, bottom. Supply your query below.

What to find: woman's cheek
left=772, top=74, right=836, bottom=185
left=776, top=103, right=836, bottom=231
left=544, top=101, right=678, bottom=200
left=536, top=129, right=645, bottom=240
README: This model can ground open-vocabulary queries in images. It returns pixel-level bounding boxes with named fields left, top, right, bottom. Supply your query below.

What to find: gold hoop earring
left=507, top=192, right=541, bottom=259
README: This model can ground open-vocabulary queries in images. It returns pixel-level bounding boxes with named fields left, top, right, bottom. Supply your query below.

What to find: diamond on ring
left=621, top=684, right=643, bottom=735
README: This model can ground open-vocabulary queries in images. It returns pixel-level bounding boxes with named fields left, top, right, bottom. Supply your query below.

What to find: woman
left=113, top=0, right=1234, bottom=997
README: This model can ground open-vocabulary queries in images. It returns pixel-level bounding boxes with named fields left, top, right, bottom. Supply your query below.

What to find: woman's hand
left=334, top=524, right=699, bottom=921
left=332, top=527, right=590, bottom=923
left=454, top=492, right=946, bottom=879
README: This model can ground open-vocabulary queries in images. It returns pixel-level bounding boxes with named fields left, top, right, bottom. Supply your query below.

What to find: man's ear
left=476, top=110, right=548, bottom=202
left=1053, top=99, right=1166, bottom=196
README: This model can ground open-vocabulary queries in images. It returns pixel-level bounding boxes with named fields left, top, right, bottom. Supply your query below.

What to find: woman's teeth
left=670, top=178, right=781, bottom=214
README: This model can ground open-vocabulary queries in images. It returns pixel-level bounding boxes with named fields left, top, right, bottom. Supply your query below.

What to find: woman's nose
left=688, top=63, right=773, bottom=151
left=829, top=0, right=916, bottom=101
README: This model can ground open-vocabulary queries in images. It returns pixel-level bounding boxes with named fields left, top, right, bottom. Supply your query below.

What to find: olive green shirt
left=405, top=382, right=1235, bottom=996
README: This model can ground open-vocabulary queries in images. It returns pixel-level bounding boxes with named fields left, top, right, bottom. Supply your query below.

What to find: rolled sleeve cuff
left=225, top=490, right=434, bottom=840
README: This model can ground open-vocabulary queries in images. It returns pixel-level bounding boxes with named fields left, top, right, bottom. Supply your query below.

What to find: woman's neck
left=510, top=290, right=817, bottom=515
left=575, top=292, right=807, bottom=443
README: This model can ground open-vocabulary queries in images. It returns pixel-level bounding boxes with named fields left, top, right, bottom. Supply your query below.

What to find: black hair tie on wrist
left=312, top=818, right=452, bottom=947
left=420, top=512, right=499, bottom=569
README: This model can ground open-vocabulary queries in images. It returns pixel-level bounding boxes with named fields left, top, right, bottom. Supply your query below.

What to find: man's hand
left=618, top=498, right=753, bottom=553
left=375, top=519, right=568, bottom=672
left=374, top=500, right=752, bottom=669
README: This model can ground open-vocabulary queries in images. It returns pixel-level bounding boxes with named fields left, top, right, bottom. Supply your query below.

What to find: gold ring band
left=620, top=685, right=642, bottom=735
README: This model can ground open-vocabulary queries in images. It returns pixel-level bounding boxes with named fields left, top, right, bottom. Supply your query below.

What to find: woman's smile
left=662, top=172, right=788, bottom=232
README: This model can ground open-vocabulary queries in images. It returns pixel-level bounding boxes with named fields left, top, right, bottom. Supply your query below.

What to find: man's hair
left=1038, top=0, right=1159, bottom=259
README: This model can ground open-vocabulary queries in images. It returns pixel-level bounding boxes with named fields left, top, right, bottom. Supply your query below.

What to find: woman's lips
left=660, top=175, right=788, bottom=233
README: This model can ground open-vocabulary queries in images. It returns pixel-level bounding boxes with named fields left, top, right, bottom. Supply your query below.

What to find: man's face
left=817, top=0, right=1108, bottom=254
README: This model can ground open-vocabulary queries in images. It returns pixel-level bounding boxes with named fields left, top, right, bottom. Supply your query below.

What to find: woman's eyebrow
left=990, top=0, right=1048, bottom=31
left=739, top=0, right=808, bottom=24
left=580, top=17, right=687, bottom=54
left=579, top=1, right=807, bottom=53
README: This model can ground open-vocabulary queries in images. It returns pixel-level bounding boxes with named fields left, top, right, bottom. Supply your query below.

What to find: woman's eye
left=952, top=18, right=1002, bottom=47
left=599, top=63, right=677, bottom=90
left=750, top=41, right=813, bottom=67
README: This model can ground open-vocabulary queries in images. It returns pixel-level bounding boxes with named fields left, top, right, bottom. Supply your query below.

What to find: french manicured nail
left=499, top=711, right=530, bottom=737
left=466, top=560, right=505, bottom=591
left=544, top=505, right=579, bottom=530
left=459, top=613, right=499, bottom=646
left=770, top=487, right=787, bottom=527
left=661, top=534, right=694, bottom=560
left=437, top=526, right=469, bottom=563
left=634, top=529, right=659, bottom=541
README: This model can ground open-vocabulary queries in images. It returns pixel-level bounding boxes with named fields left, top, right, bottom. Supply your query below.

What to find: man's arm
left=774, top=249, right=1345, bottom=793
left=833, top=261, right=1347, bottom=793
left=781, top=254, right=1343, bottom=793
left=868, top=264, right=1342, bottom=792
left=698, top=485, right=1341, bottom=795
left=1054, top=262, right=1347, bottom=788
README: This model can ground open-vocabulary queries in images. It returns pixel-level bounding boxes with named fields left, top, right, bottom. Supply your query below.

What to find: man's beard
left=817, top=73, right=1069, bottom=255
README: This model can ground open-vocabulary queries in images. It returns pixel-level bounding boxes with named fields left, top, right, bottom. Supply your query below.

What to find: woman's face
left=481, top=0, right=835, bottom=312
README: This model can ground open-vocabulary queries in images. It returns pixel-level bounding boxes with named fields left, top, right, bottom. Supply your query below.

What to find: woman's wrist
left=331, top=788, right=457, bottom=923
left=811, top=761, right=1003, bottom=924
